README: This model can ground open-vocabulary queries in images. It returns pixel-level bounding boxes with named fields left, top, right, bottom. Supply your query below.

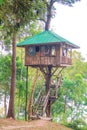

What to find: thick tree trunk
left=44, top=1, right=54, bottom=117
left=40, top=66, right=52, bottom=117
left=45, top=66, right=52, bottom=117
left=7, top=32, right=16, bottom=119
left=45, top=13, right=51, bottom=30
left=45, top=1, right=53, bottom=30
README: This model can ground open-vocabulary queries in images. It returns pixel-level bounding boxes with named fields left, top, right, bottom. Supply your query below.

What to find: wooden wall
left=25, top=44, right=72, bottom=67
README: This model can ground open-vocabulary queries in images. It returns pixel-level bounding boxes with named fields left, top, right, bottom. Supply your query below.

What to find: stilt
left=25, top=66, right=28, bottom=120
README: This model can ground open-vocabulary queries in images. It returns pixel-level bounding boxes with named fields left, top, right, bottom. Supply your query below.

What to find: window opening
left=41, top=46, right=45, bottom=56
left=51, top=46, right=56, bottom=56
left=28, top=46, right=36, bottom=56
left=45, top=46, right=50, bottom=56
left=67, top=48, right=72, bottom=58
left=62, top=48, right=67, bottom=57
left=36, top=46, right=40, bottom=52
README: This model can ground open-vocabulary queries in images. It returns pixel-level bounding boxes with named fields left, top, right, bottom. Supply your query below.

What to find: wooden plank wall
left=25, top=45, right=60, bottom=66
left=25, top=44, right=72, bottom=66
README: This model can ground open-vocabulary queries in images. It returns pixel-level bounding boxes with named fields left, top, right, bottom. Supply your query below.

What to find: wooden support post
left=25, top=66, right=28, bottom=121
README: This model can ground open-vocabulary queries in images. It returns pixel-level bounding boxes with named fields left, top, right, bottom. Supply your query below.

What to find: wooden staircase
left=31, top=75, right=62, bottom=118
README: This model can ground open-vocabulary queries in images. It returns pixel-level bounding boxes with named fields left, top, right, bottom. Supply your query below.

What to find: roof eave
left=66, top=43, right=80, bottom=49
left=17, top=42, right=80, bottom=49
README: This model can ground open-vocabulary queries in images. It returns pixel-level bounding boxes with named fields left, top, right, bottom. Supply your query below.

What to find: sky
left=51, top=0, right=87, bottom=60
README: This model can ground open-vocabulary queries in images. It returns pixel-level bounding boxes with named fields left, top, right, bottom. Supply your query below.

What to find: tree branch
left=37, top=18, right=46, bottom=23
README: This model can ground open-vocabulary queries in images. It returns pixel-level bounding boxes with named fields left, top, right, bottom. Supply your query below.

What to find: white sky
left=51, top=0, right=87, bottom=60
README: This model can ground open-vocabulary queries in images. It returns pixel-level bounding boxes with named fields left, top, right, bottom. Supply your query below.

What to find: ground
left=0, top=118, right=72, bottom=130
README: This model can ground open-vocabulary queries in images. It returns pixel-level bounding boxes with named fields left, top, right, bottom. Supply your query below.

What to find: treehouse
left=17, top=31, right=79, bottom=67
left=17, top=31, right=79, bottom=119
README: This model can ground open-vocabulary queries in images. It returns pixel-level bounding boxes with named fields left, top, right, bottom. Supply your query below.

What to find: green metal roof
left=17, top=30, right=79, bottom=48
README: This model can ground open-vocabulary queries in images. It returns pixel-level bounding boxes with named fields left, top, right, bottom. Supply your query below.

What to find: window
left=41, top=46, right=50, bottom=56
left=41, top=45, right=56, bottom=56
left=41, top=46, right=45, bottom=56
left=28, top=46, right=36, bottom=56
left=62, top=48, right=67, bottom=57
left=45, top=46, right=50, bottom=56
left=51, top=46, right=56, bottom=56
left=67, top=48, right=72, bottom=58
left=36, top=46, right=39, bottom=52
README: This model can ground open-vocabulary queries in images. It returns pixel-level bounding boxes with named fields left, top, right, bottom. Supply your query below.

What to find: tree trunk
left=45, top=1, right=53, bottom=30
left=45, top=13, right=51, bottom=30
left=44, top=1, right=54, bottom=117
left=45, top=66, right=52, bottom=117
left=7, top=32, right=16, bottom=119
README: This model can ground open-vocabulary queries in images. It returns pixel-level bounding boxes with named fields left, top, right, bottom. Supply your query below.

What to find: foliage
left=15, top=56, right=26, bottom=118
left=66, top=119, right=87, bottom=130
left=0, top=0, right=3, bottom=5
left=52, top=51, right=87, bottom=124
left=0, top=54, right=11, bottom=95
left=0, top=0, right=45, bottom=53
left=63, top=51, right=87, bottom=78
left=0, top=0, right=46, bottom=31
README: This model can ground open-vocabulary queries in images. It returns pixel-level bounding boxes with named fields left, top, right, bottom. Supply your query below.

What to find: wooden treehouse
left=17, top=30, right=79, bottom=119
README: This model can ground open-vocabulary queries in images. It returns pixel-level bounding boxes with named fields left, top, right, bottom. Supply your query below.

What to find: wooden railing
left=60, top=56, right=72, bottom=65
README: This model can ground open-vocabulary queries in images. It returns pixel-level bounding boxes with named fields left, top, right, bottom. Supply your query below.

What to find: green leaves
left=0, top=54, right=12, bottom=97
left=0, top=0, right=3, bottom=5
left=52, top=51, right=87, bottom=123
left=0, top=0, right=46, bottom=30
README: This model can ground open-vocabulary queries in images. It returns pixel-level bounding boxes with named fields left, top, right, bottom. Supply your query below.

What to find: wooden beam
left=51, top=67, right=58, bottom=76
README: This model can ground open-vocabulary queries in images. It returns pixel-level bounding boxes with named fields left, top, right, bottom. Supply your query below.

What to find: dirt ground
left=0, top=118, right=72, bottom=130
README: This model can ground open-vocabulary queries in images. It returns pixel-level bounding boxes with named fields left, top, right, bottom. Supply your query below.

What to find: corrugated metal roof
left=17, top=30, right=79, bottom=48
